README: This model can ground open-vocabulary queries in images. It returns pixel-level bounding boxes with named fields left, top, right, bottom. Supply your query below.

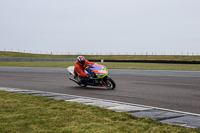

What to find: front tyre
left=103, top=77, right=116, bottom=89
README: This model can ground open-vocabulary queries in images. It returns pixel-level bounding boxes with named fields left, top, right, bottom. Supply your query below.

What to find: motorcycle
left=67, top=63, right=116, bottom=89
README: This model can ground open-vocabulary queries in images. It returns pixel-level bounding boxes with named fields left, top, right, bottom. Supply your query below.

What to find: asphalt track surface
left=0, top=66, right=200, bottom=114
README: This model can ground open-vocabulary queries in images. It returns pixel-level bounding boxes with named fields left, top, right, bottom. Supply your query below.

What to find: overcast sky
left=0, top=0, right=200, bottom=55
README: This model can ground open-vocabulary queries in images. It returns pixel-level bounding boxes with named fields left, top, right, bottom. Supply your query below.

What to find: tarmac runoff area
left=1, top=87, right=200, bottom=129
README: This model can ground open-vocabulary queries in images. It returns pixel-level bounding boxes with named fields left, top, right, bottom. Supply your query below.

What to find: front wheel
left=103, top=77, right=116, bottom=89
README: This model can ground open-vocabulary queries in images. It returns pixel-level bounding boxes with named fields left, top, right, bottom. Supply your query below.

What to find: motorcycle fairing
left=67, top=66, right=75, bottom=76
left=87, top=63, right=108, bottom=79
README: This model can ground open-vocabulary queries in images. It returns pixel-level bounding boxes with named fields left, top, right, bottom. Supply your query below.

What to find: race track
left=0, top=66, right=200, bottom=114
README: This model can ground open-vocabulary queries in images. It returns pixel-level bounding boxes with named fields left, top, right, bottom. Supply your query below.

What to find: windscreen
left=90, top=64, right=102, bottom=71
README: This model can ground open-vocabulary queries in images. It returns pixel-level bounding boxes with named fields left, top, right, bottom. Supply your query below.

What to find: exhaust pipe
left=69, top=77, right=78, bottom=83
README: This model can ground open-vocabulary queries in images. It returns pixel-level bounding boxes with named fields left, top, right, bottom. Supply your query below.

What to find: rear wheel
left=103, top=77, right=116, bottom=89
left=77, top=77, right=88, bottom=87
left=79, top=80, right=87, bottom=87
left=79, top=83, right=87, bottom=87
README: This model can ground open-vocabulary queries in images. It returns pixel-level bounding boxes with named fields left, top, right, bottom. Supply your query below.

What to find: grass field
left=1, top=51, right=200, bottom=71
left=1, top=51, right=200, bottom=61
left=0, top=61, right=200, bottom=71
left=0, top=90, right=199, bottom=133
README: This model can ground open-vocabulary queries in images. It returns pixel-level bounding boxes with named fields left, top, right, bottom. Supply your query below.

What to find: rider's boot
left=77, top=78, right=82, bottom=84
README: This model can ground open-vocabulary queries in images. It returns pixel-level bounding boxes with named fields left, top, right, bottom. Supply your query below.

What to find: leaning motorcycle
left=67, top=63, right=116, bottom=89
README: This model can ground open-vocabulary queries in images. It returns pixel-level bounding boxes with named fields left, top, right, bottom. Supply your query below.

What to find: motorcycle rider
left=74, top=56, right=94, bottom=84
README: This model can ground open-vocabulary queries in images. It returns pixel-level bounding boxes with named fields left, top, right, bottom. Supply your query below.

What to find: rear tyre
left=79, top=80, right=87, bottom=87
left=103, top=77, right=116, bottom=89
left=79, top=83, right=87, bottom=87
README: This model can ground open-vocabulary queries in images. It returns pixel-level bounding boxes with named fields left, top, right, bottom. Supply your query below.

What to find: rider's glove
left=85, top=66, right=89, bottom=71
left=87, top=64, right=93, bottom=68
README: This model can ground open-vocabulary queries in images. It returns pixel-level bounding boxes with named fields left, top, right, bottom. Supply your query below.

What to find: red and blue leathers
left=74, top=60, right=94, bottom=77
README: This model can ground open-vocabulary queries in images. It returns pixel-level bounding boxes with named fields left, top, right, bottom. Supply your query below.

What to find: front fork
left=101, top=76, right=110, bottom=86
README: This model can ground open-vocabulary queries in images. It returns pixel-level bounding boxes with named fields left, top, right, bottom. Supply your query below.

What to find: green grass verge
left=0, top=91, right=199, bottom=133
left=1, top=51, right=200, bottom=61
left=1, top=51, right=200, bottom=71
left=0, top=61, right=200, bottom=71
